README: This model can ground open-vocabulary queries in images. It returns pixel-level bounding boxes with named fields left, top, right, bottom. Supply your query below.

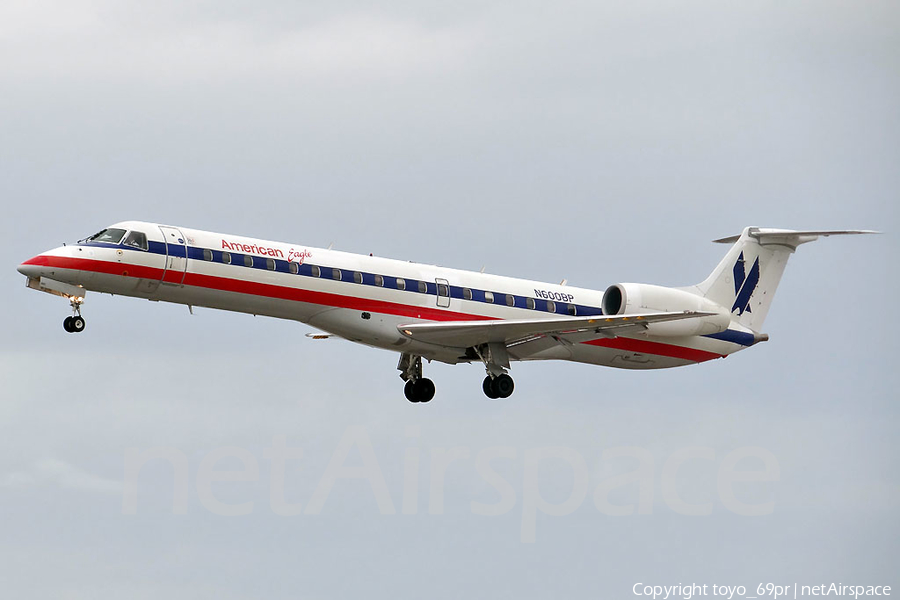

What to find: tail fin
left=687, top=228, right=878, bottom=333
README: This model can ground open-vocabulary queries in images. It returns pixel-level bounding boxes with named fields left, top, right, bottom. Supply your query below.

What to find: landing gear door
left=435, top=278, right=451, bottom=308
left=159, top=226, right=188, bottom=286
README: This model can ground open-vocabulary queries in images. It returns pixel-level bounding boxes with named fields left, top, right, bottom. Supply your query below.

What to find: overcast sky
left=1, top=1, right=898, bottom=598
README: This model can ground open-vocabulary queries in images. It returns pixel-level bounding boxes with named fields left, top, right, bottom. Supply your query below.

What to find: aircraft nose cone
left=17, top=256, right=44, bottom=278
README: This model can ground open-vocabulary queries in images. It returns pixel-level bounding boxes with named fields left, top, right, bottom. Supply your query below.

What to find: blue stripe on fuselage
left=702, top=329, right=755, bottom=346
left=76, top=239, right=605, bottom=317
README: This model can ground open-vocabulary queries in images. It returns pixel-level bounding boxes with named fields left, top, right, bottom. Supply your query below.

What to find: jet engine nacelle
left=601, top=283, right=732, bottom=337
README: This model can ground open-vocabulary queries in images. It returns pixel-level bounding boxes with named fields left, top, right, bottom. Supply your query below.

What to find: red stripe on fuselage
left=26, top=254, right=494, bottom=322
left=22, top=254, right=165, bottom=281
left=26, top=254, right=725, bottom=360
left=179, top=270, right=495, bottom=322
left=584, top=337, right=724, bottom=363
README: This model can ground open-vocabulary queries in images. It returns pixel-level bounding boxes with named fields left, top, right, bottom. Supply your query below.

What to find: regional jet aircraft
left=17, top=223, right=875, bottom=402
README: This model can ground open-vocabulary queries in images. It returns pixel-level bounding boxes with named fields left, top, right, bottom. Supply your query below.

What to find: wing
left=397, top=311, right=715, bottom=348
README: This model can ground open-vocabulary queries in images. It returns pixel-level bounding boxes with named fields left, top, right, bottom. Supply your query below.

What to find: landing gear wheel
left=494, top=374, right=514, bottom=398
left=404, top=380, right=418, bottom=403
left=70, top=316, right=86, bottom=333
left=398, top=354, right=435, bottom=403
left=483, top=376, right=500, bottom=399
left=413, top=378, right=435, bottom=403
left=63, top=316, right=74, bottom=333
left=485, top=374, right=514, bottom=399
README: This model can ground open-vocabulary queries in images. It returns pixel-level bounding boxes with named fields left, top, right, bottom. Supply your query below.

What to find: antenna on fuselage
left=480, top=265, right=486, bottom=273
left=559, top=279, right=567, bottom=286
left=327, top=242, right=334, bottom=250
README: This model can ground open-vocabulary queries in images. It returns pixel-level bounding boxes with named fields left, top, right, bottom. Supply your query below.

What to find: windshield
left=86, top=228, right=127, bottom=244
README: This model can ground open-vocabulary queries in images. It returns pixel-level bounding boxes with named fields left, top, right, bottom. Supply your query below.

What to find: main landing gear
left=62, top=296, right=86, bottom=334
left=482, top=373, right=515, bottom=399
left=398, top=353, right=436, bottom=403
left=475, top=342, right=515, bottom=399
left=404, top=378, right=436, bottom=403
left=397, top=344, right=517, bottom=403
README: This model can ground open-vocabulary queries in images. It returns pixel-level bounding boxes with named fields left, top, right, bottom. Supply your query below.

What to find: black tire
left=494, top=374, right=514, bottom=398
left=71, top=316, right=85, bottom=333
left=483, top=376, right=500, bottom=399
left=404, top=380, right=418, bottom=402
left=414, top=378, right=435, bottom=403
left=63, top=316, right=74, bottom=333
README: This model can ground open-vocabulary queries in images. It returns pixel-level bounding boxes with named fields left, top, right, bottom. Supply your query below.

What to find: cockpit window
left=122, top=230, right=148, bottom=251
left=87, top=228, right=127, bottom=244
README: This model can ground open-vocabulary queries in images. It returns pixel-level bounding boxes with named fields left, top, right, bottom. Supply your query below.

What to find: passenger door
left=159, top=226, right=188, bottom=286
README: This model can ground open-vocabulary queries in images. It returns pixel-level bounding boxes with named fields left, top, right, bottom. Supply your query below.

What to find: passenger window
left=546, top=300, right=556, bottom=313
left=311, top=265, right=320, bottom=277
left=244, top=255, right=253, bottom=268
left=222, top=252, right=231, bottom=265
left=375, top=275, right=384, bottom=287
left=396, top=278, right=406, bottom=291
left=506, top=295, right=515, bottom=307
left=289, top=262, right=299, bottom=274
left=122, top=231, right=148, bottom=251
left=266, top=258, right=276, bottom=271
left=354, top=272, right=363, bottom=284
left=438, top=284, right=449, bottom=296
left=418, top=281, right=427, bottom=293
left=567, top=304, right=576, bottom=316
left=203, top=249, right=213, bottom=261
left=484, top=291, right=494, bottom=303
left=463, top=288, right=472, bottom=301
left=526, top=298, right=535, bottom=310
left=332, top=269, right=342, bottom=281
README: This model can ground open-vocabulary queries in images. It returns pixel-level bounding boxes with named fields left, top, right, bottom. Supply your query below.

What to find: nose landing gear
left=63, top=297, right=86, bottom=333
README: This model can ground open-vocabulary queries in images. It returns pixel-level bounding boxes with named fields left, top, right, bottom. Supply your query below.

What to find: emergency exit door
left=435, top=278, right=451, bottom=308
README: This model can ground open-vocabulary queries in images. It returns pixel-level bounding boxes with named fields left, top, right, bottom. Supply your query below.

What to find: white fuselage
left=18, top=221, right=752, bottom=369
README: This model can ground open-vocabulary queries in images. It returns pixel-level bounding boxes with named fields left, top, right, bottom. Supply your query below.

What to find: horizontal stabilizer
left=398, top=311, right=715, bottom=348
left=713, top=228, right=880, bottom=246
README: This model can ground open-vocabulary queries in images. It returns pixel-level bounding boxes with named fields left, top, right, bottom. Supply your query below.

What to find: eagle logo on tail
left=732, top=252, right=760, bottom=315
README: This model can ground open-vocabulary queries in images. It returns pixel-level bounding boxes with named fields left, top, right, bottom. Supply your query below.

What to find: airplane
left=17, top=222, right=876, bottom=403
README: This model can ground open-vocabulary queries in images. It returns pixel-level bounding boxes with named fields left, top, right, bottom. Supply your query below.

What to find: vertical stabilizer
left=686, top=228, right=878, bottom=333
